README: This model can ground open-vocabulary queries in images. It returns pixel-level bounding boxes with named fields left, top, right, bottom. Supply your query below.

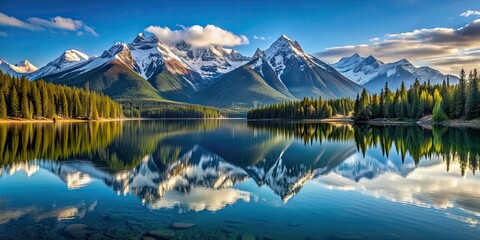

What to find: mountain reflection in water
left=0, top=120, right=479, bottom=228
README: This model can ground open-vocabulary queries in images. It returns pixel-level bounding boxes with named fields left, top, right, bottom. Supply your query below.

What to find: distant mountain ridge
left=331, top=53, right=459, bottom=92
left=0, top=58, right=38, bottom=77
left=1, top=35, right=363, bottom=107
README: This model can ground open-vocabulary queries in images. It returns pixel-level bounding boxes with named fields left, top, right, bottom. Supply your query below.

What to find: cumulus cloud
left=315, top=19, right=480, bottom=75
left=0, top=12, right=97, bottom=36
left=145, top=24, right=248, bottom=47
left=460, top=10, right=480, bottom=17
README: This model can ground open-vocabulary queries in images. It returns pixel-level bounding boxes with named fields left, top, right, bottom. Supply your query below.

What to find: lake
left=0, top=120, right=479, bottom=240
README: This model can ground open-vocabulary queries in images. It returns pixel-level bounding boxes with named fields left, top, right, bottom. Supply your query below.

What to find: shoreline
left=0, top=117, right=247, bottom=124
left=2, top=117, right=479, bottom=128
left=0, top=118, right=133, bottom=124
left=247, top=116, right=480, bottom=128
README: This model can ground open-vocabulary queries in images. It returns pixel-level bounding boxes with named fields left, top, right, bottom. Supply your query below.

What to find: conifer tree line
left=247, top=97, right=354, bottom=119
left=121, top=101, right=222, bottom=118
left=248, top=69, right=480, bottom=122
left=0, top=71, right=123, bottom=120
left=353, top=69, right=480, bottom=122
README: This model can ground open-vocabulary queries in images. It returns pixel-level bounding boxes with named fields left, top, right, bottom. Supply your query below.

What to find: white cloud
left=253, top=35, right=267, bottom=41
left=369, top=37, right=380, bottom=42
left=315, top=19, right=480, bottom=75
left=145, top=24, right=248, bottom=47
left=0, top=12, right=97, bottom=36
left=460, top=10, right=480, bottom=17
left=148, top=187, right=251, bottom=212
left=0, top=12, right=39, bottom=30
left=0, top=31, right=8, bottom=37
left=317, top=161, right=480, bottom=227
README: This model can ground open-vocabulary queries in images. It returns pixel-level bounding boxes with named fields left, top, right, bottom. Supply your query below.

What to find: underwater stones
left=88, top=233, right=113, bottom=240
left=147, top=229, right=175, bottom=239
left=239, top=233, right=257, bottom=240
left=64, top=224, right=94, bottom=239
left=142, top=237, right=156, bottom=240
left=170, top=222, right=197, bottom=229
left=104, top=226, right=133, bottom=238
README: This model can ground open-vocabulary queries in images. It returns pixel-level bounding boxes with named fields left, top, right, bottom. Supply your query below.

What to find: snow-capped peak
left=27, top=49, right=89, bottom=80
left=60, top=50, right=89, bottom=63
left=266, top=35, right=305, bottom=57
left=393, top=58, right=411, bottom=66
left=0, top=58, right=39, bottom=77
left=331, top=54, right=458, bottom=91
left=252, top=48, right=265, bottom=59
left=14, top=60, right=38, bottom=72
left=168, top=39, right=250, bottom=80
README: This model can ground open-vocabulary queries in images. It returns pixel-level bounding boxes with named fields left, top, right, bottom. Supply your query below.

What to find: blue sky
left=1, top=0, right=480, bottom=74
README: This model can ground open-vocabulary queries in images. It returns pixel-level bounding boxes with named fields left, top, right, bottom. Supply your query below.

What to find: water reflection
left=0, top=120, right=479, bottom=218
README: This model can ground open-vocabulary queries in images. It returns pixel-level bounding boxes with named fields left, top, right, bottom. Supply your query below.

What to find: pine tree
left=466, top=74, right=480, bottom=119
left=455, top=69, right=467, bottom=117
left=0, top=91, right=7, bottom=119
left=432, top=101, right=448, bottom=122
left=61, top=90, right=68, bottom=117
left=20, top=89, right=30, bottom=119
left=31, top=84, right=42, bottom=118
left=9, top=86, right=19, bottom=117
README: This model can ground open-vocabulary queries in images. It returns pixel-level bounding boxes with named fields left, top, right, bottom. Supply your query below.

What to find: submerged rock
left=64, top=224, right=94, bottom=239
left=239, top=233, right=256, bottom=240
left=147, top=229, right=175, bottom=239
left=170, top=222, right=197, bottom=229
left=88, top=233, right=113, bottom=240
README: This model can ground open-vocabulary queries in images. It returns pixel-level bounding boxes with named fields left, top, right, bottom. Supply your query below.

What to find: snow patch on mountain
left=0, top=59, right=38, bottom=77
left=331, top=54, right=457, bottom=89
left=170, top=41, right=250, bottom=81
left=28, top=50, right=89, bottom=80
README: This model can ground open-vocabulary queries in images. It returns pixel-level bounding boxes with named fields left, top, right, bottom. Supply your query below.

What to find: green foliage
left=466, top=75, right=480, bottom=119
left=119, top=99, right=223, bottom=118
left=247, top=96, right=354, bottom=119
left=0, top=91, right=7, bottom=119
left=0, top=70, right=123, bottom=120
left=432, top=101, right=448, bottom=122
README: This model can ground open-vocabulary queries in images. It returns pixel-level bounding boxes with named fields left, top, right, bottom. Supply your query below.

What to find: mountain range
left=1, top=36, right=457, bottom=108
left=1, top=34, right=363, bottom=108
left=331, top=53, right=459, bottom=92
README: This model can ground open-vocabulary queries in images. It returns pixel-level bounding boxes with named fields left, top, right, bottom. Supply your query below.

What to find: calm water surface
left=0, top=120, right=479, bottom=239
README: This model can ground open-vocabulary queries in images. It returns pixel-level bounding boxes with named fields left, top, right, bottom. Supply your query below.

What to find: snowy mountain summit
left=28, top=49, right=89, bottom=80
left=331, top=53, right=458, bottom=92
left=0, top=59, right=38, bottom=77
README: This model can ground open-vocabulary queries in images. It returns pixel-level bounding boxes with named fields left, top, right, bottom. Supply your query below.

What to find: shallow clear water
left=0, top=120, right=479, bottom=240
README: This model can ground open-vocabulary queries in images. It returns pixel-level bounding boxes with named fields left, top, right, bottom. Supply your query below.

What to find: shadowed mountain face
left=1, top=120, right=480, bottom=208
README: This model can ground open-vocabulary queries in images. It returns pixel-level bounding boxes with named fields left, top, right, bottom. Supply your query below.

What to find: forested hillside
left=0, top=71, right=123, bottom=120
